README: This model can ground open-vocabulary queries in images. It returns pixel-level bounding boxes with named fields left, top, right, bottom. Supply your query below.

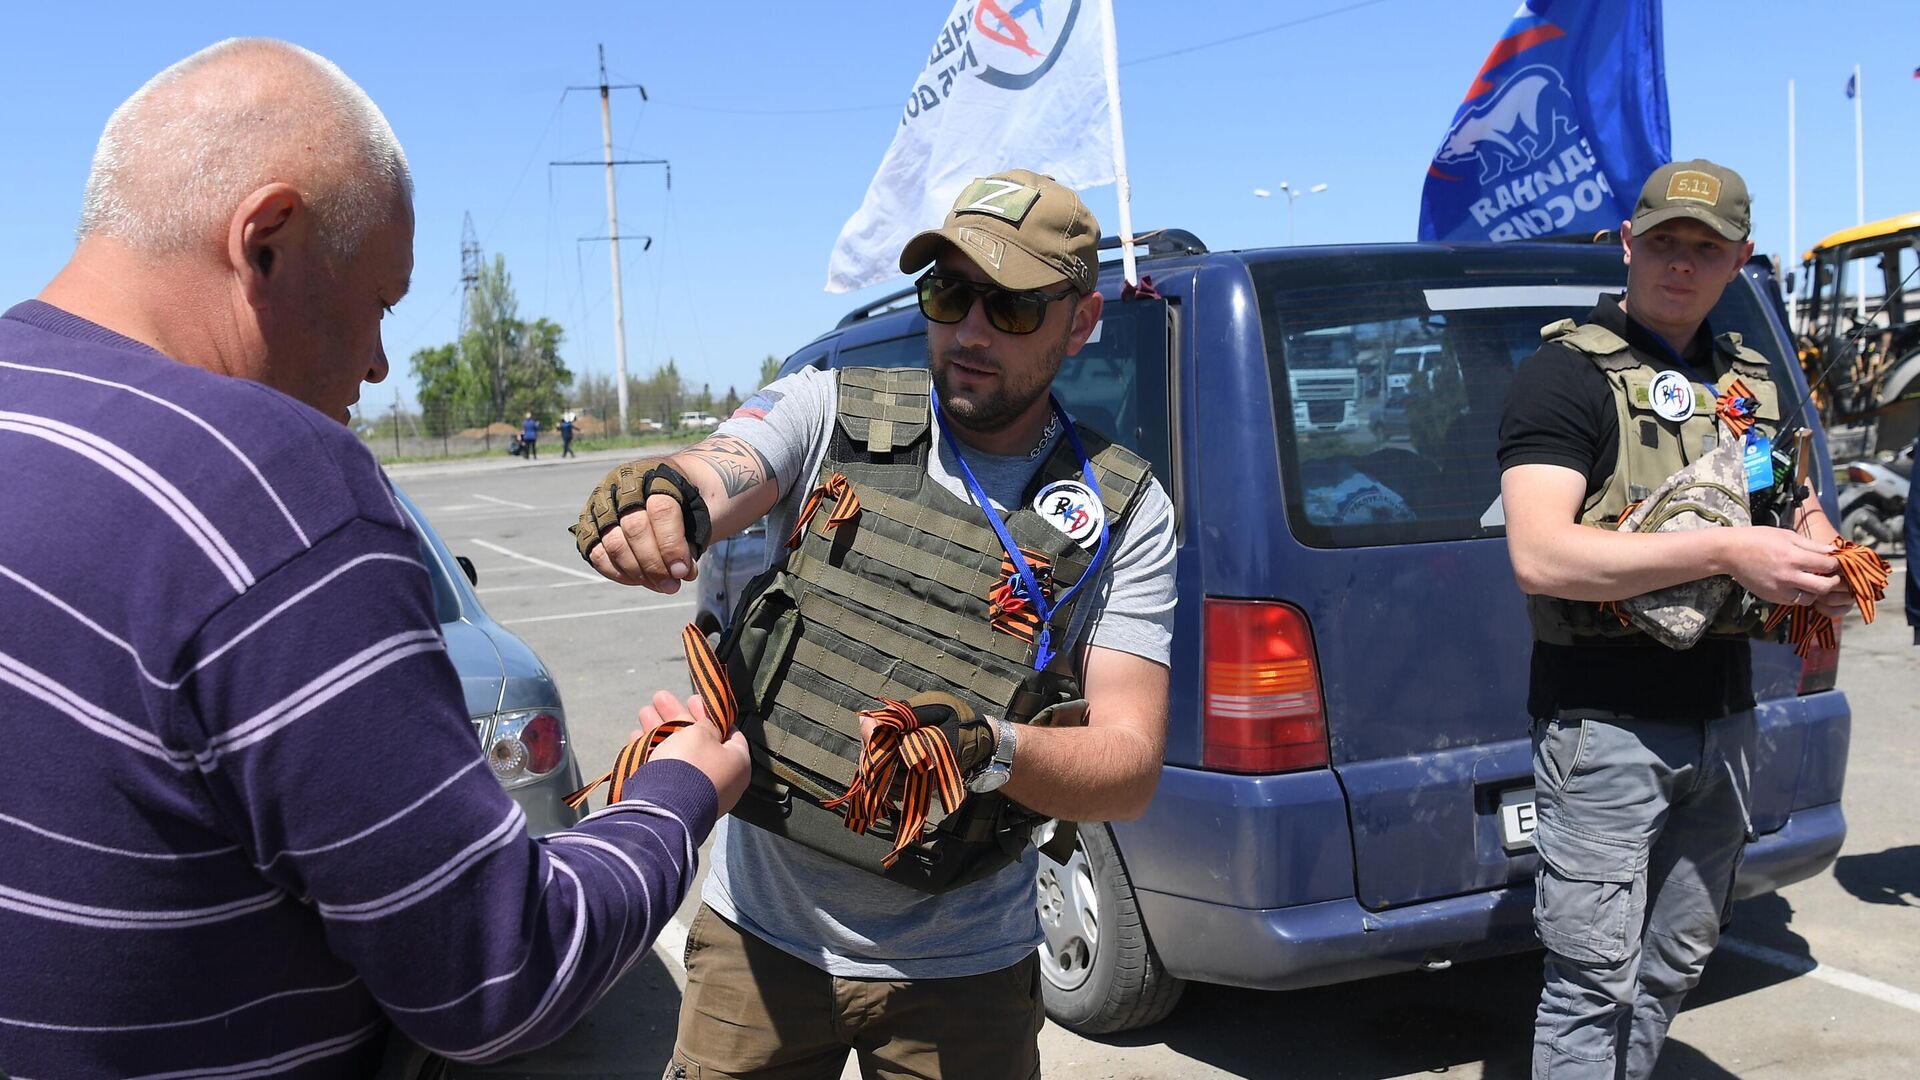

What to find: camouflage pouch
left=1614, top=423, right=1751, bottom=650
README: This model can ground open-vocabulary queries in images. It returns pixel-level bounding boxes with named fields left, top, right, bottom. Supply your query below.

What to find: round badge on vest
left=1649, top=370, right=1695, bottom=422
left=1033, top=479, right=1105, bottom=549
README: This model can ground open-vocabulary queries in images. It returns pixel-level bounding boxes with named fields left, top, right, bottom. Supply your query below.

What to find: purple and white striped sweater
left=0, top=301, right=714, bottom=1078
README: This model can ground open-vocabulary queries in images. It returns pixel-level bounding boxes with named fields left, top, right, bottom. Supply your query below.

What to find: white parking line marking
left=1719, top=936, right=1920, bottom=1015
left=475, top=580, right=606, bottom=596
left=473, top=493, right=535, bottom=510
left=501, top=600, right=694, bottom=625
left=466, top=538, right=603, bottom=582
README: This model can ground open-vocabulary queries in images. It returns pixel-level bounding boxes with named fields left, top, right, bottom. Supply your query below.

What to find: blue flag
left=1419, top=0, right=1671, bottom=242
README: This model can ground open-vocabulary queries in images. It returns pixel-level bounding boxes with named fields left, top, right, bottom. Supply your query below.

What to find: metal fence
left=351, top=405, right=690, bottom=462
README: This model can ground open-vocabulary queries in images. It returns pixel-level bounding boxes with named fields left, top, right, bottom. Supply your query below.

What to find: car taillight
left=1797, top=621, right=1841, bottom=694
left=1845, top=465, right=1875, bottom=485
left=1203, top=599, right=1329, bottom=773
left=484, top=709, right=569, bottom=787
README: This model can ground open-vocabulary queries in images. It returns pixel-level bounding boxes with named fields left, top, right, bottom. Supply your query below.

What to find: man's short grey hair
left=78, top=38, right=412, bottom=260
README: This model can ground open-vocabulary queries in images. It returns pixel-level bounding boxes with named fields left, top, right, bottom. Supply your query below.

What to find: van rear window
left=1250, top=254, right=1795, bottom=548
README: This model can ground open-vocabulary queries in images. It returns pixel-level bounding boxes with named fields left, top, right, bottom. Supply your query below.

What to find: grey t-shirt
left=702, top=366, right=1177, bottom=979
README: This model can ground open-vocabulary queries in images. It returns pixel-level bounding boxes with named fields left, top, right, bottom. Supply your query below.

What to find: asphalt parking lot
left=391, top=449, right=1918, bottom=1080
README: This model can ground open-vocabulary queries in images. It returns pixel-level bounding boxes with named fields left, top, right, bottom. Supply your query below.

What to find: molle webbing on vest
left=835, top=367, right=933, bottom=454
left=718, top=366, right=1154, bottom=890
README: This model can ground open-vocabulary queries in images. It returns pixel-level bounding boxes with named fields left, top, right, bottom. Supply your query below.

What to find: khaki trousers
left=666, top=904, right=1045, bottom=1080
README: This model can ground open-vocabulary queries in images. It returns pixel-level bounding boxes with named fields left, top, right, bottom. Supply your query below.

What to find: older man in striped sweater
left=0, top=38, right=749, bottom=1078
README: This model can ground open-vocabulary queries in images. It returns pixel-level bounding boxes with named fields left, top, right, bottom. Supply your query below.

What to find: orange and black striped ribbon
left=821, top=699, right=968, bottom=869
left=785, top=473, right=861, bottom=549
left=564, top=625, right=741, bottom=810
left=1760, top=538, right=1892, bottom=657
left=988, top=550, right=1052, bottom=641
left=1715, top=378, right=1760, bottom=440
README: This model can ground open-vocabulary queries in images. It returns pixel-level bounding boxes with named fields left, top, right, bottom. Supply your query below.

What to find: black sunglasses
left=915, top=272, right=1076, bottom=335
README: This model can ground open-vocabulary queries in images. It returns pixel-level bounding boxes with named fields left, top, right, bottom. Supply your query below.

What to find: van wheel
left=1035, top=822, right=1185, bottom=1034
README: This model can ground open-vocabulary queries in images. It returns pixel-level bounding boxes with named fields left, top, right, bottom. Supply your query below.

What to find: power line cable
left=1122, top=0, right=1399, bottom=67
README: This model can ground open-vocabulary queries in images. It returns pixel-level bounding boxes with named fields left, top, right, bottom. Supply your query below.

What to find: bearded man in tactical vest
left=1498, top=159, right=1852, bottom=1079
left=571, top=169, right=1176, bottom=1079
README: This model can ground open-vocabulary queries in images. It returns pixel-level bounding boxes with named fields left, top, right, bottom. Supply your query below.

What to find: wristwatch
left=968, top=718, right=1018, bottom=794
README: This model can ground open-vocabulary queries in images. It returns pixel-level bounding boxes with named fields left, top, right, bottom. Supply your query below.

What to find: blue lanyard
left=931, top=389, right=1110, bottom=672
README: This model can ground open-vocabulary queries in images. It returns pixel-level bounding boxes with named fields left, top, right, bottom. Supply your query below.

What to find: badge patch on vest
left=1033, top=479, right=1104, bottom=549
left=1648, top=370, right=1696, bottom=422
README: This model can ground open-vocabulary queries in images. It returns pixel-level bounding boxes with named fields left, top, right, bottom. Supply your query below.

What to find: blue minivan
left=713, top=232, right=1851, bottom=1034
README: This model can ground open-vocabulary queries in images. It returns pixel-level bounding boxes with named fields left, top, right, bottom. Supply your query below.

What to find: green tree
left=458, top=255, right=573, bottom=426
left=410, top=343, right=476, bottom=437
left=758, top=353, right=781, bottom=388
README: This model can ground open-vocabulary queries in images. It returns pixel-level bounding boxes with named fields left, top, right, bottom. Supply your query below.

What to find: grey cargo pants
left=1530, top=711, right=1754, bottom=1080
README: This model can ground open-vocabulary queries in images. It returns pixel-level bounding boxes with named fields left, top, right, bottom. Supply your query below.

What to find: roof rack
left=834, top=228, right=1209, bottom=328
left=1100, top=228, right=1208, bottom=257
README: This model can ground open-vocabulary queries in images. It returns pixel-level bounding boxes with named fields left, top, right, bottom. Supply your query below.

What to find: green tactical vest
left=716, top=367, right=1154, bottom=893
left=1526, top=319, right=1782, bottom=646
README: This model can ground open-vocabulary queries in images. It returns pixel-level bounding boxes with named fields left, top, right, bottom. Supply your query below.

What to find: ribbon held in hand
left=1760, top=538, right=1893, bottom=657
left=822, top=698, right=968, bottom=869
left=565, top=626, right=739, bottom=809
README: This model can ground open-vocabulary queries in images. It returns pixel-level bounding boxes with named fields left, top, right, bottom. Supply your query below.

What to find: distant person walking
left=560, top=411, right=576, bottom=457
left=521, top=409, right=540, bottom=459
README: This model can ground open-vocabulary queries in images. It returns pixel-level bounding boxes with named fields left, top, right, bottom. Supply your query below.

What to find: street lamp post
left=1252, top=181, right=1330, bottom=245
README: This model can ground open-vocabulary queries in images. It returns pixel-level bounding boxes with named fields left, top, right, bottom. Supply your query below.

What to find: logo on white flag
left=825, top=0, right=1117, bottom=293
left=976, top=0, right=1084, bottom=89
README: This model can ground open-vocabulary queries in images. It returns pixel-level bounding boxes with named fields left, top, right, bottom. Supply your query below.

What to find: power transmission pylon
left=553, top=44, right=668, bottom=436
left=458, top=212, right=482, bottom=341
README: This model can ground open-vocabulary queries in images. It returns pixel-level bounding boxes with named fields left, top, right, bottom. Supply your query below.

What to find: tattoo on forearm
left=688, top=435, right=774, bottom=499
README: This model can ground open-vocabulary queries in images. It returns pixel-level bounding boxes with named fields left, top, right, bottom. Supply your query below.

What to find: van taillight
left=1797, top=620, right=1841, bottom=694
left=1203, top=599, right=1329, bottom=773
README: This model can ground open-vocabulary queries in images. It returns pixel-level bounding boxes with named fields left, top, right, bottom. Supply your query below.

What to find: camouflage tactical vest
left=1526, top=319, right=1782, bottom=646
left=716, top=367, right=1153, bottom=893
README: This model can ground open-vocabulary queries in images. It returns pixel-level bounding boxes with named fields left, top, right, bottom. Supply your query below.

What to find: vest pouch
left=1615, top=434, right=1752, bottom=650
left=734, top=788, right=1030, bottom=894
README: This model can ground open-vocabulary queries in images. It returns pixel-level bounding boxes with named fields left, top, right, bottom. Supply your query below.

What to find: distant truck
left=1287, top=326, right=1363, bottom=435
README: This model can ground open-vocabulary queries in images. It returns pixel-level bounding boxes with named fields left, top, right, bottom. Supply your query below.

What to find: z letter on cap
left=954, top=178, right=1041, bottom=223
left=1666, top=171, right=1723, bottom=206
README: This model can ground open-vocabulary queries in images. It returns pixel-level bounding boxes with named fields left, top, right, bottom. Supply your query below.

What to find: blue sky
left=3, top=1, right=1914, bottom=418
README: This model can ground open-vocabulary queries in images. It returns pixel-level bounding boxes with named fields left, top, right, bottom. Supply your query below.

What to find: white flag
left=825, top=0, right=1117, bottom=293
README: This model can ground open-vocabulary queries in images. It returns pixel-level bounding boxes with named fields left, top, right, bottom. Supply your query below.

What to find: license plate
left=1498, top=787, right=1537, bottom=851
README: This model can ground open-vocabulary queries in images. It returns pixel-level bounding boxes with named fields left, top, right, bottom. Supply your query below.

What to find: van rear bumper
left=1138, top=800, right=1847, bottom=992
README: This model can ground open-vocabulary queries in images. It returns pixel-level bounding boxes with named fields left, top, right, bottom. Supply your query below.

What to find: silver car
left=693, top=519, right=772, bottom=636
left=395, top=487, right=586, bottom=836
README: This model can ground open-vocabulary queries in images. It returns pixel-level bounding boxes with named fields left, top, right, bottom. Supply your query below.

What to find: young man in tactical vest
left=571, top=169, right=1176, bottom=1079
left=1498, top=159, right=1852, bottom=1079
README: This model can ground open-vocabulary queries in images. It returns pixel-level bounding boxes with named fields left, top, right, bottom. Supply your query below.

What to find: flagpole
left=1854, top=63, right=1865, bottom=321
left=1787, top=78, right=1797, bottom=334
left=1852, top=63, right=1864, bottom=227
left=1099, top=0, right=1137, bottom=287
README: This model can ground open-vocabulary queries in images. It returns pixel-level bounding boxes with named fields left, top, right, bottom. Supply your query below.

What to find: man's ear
left=1065, top=289, right=1104, bottom=356
left=1619, top=220, right=1635, bottom=267
left=229, top=183, right=307, bottom=307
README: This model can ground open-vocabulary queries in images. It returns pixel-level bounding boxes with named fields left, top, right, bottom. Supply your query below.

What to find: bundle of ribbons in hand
left=564, top=626, right=739, bottom=809
left=1763, top=538, right=1893, bottom=657
left=563, top=624, right=963, bottom=872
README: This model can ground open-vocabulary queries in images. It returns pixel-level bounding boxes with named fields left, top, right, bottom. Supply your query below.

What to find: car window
left=413, top=530, right=463, bottom=624
left=1252, top=256, right=1798, bottom=548
left=825, top=301, right=1175, bottom=485
left=835, top=334, right=929, bottom=369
